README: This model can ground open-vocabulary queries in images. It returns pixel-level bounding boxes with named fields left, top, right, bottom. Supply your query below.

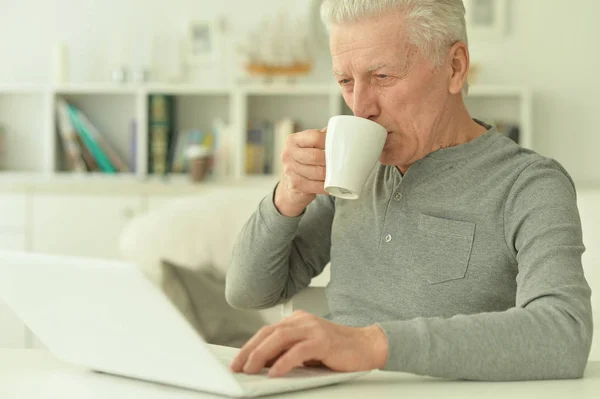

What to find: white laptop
left=0, top=250, right=367, bottom=397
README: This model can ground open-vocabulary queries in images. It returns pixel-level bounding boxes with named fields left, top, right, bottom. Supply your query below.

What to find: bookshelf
left=0, top=83, right=533, bottom=184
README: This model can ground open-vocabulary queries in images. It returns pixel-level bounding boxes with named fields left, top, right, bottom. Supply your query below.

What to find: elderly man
left=225, top=0, right=593, bottom=381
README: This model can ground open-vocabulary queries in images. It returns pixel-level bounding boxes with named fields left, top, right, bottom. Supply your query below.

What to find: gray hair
left=320, top=0, right=469, bottom=69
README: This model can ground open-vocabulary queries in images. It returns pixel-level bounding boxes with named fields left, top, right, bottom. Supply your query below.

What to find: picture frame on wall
left=464, top=0, right=507, bottom=39
left=186, top=20, right=217, bottom=65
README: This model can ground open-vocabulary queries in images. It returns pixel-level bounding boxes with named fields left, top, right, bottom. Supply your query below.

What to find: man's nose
left=352, top=83, right=379, bottom=120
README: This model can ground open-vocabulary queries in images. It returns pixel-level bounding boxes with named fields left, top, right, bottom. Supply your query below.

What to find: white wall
left=1, top=0, right=599, bottom=183
left=0, top=0, right=323, bottom=84
left=468, top=0, right=600, bottom=184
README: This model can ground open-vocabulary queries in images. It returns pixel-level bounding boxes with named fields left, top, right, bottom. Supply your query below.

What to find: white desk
left=1, top=349, right=599, bottom=398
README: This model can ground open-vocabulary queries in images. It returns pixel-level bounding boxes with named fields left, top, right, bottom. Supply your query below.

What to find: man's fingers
left=291, top=129, right=326, bottom=149
left=287, top=147, right=326, bottom=166
left=289, top=161, right=326, bottom=182
left=283, top=172, right=328, bottom=196
left=230, top=326, right=275, bottom=372
left=303, top=359, right=325, bottom=368
left=268, top=340, right=322, bottom=378
left=242, top=327, right=309, bottom=374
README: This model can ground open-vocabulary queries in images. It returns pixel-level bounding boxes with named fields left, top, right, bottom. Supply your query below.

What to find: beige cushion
left=161, top=260, right=264, bottom=347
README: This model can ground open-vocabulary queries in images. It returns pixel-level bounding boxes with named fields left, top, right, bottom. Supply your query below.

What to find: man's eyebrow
left=366, top=63, right=388, bottom=72
left=333, top=63, right=389, bottom=76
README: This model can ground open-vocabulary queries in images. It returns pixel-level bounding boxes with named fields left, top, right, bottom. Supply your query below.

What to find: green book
left=148, top=94, right=175, bottom=175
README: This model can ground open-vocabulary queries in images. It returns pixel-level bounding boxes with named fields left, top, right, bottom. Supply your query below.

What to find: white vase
left=52, top=42, right=69, bottom=84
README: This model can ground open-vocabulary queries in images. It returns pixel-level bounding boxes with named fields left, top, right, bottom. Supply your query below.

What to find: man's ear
left=448, top=41, right=470, bottom=95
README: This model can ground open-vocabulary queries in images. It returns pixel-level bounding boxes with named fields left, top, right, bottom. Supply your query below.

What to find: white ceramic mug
left=324, top=115, right=387, bottom=199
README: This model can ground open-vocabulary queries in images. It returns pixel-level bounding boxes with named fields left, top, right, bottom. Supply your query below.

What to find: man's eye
left=338, top=79, right=352, bottom=86
left=375, top=74, right=389, bottom=79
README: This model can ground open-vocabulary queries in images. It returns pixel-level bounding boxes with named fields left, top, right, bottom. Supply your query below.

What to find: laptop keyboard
left=215, top=352, right=367, bottom=396
left=218, top=355, right=337, bottom=383
left=234, top=366, right=337, bottom=383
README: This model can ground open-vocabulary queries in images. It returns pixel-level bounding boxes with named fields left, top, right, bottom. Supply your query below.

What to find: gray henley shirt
left=226, top=124, right=593, bottom=381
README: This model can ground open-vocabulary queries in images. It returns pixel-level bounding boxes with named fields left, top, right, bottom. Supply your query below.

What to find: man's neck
left=396, top=103, right=487, bottom=175
left=437, top=107, right=487, bottom=150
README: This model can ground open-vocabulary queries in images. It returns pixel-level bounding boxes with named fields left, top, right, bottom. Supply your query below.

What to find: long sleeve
left=377, top=159, right=593, bottom=380
left=226, top=186, right=335, bottom=309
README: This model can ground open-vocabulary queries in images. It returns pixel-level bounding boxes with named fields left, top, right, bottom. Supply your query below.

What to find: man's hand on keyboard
left=229, top=310, right=388, bottom=378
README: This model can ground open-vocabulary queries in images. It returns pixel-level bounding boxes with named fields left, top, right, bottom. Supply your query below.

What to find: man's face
left=330, top=11, right=453, bottom=169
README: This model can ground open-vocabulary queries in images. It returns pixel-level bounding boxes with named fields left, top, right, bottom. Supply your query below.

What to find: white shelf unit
left=0, top=83, right=533, bottom=183
left=465, top=85, right=533, bottom=149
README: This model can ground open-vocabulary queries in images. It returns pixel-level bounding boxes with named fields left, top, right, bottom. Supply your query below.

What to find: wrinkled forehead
left=329, top=15, right=416, bottom=74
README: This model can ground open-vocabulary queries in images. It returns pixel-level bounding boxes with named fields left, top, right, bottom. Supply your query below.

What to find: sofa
left=119, top=185, right=282, bottom=347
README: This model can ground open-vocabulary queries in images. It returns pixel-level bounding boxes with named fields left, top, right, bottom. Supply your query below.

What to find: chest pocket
left=409, top=213, right=475, bottom=284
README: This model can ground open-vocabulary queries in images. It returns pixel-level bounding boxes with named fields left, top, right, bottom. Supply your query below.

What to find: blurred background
left=0, top=0, right=598, bottom=359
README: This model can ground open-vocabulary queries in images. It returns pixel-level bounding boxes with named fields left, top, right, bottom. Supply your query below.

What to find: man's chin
left=378, top=152, right=397, bottom=166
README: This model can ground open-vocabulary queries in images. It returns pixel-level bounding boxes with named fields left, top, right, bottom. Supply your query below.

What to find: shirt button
left=394, top=193, right=403, bottom=201
left=384, top=234, right=392, bottom=243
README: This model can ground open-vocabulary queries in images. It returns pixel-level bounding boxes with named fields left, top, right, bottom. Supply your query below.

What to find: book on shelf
left=55, top=99, right=86, bottom=172
left=56, top=99, right=130, bottom=174
left=165, top=126, right=179, bottom=175
left=130, top=119, right=137, bottom=173
left=262, top=122, right=275, bottom=175
left=74, top=133, right=100, bottom=172
left=169, top=129, right=190, bottom=174
left=246, top=122, right=267, bottom=175
left=148, top=94, right=176, bottom=175
left=246, top=118, right=297, bottom=176
left=211, top=118, right=231, bottom=179
left=67, top=104, right=116, bottom=173
left=0, top=123, right=6, bottom=170
left=77, top=111, right=130, bottom=173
